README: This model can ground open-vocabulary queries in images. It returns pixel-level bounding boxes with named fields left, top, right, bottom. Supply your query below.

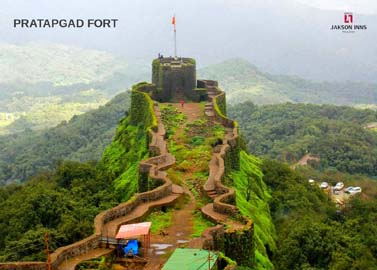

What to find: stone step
left=205, top=111, right=215, bottom=117
left=206, top=190, right=218, bottom=199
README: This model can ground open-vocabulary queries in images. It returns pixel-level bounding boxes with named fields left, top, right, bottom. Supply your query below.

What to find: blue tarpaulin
left=123, top=239, right=139, bottom=256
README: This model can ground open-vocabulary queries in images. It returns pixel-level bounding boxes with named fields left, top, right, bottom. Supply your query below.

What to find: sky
left=296, top=0, right=377, bottom=14
left=0, top=0, right=376, bottom=82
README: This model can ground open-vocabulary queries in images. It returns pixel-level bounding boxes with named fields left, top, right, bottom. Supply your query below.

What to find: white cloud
left=296, top=0, right=377, bottom=15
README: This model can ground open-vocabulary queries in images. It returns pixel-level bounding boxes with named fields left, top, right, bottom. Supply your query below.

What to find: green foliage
left=189, top=136, right=205, bottom=146
left=0, top=92, right=131, bottom=186
left=191, top=210, right=214, bottom=237
left=231, top=151, right=275, bottom=270
left=145, top=210, right=172, bottom=234
left=229, top=102, right=377, bottom=176
left=262, top=160, right=377, bottom=270
left=99, top=117, right=149, bottom=201
left=0, top=161, right=118, bottom=261
left=129, top=86, right=157, bottom=129
left=214, top=92, right=227, bottom=116
left=0, top=91, right=151, bottom=260
left=160, top=104, right=187, bottom=137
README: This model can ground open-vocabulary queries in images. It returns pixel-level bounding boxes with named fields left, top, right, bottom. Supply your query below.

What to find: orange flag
left=172, top=16, right=176, bottom=25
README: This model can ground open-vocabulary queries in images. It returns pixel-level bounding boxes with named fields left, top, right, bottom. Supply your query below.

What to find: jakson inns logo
left=344, top=12, right=353, bottom=23
left=331, top=12, right=367, bottom=33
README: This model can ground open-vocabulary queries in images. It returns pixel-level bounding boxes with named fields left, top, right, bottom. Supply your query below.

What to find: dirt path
left=145, top=189, right=197, bottom=270
left=170, top=102, right=203, bottom=122
left=144, top=103, right=203, bottom=269
left=291, top=154, right=320, bottom=169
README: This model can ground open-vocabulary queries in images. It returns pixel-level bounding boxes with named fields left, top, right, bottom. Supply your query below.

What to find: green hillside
left=198, top=59, right=377, bottom=106
left=0, top=89, right=151, bottom=261
left=263, top=160, right=377, bottom=270
left=1, top=60, right=377, bottom=269
left=229, top=102, right=377, bottom=177
left=0, top=92, right=130, bottom=186
left=0, top=43, right=147, bottom=135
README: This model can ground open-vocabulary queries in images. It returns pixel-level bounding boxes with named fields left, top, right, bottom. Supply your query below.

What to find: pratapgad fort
left=0, top=56, right=254, bottom=270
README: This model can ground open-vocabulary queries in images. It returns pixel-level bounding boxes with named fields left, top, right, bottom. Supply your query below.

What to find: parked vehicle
left=334, top=182, right=344, bottom=191
left=346, top=187, right=362, bottom=195
left=345, top=186, right=354, bottom=193
left=320, top=182, right=329, bottom=189
left=308, top=179, right=316, bottom=185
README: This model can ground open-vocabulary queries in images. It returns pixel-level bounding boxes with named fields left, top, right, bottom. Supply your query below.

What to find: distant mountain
left=0, top=92, right=130, bottom=186
left=0, top=42, right=129, bottom=86
left=0, top=43, right=147, bottom=135
left=198, top=59, right=377, bottom=106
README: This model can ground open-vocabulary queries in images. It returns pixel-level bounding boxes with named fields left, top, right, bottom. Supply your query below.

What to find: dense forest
left=0, top=161, right=118, bottom=261
left=0, top=109, right=149, bottom=261
left=0, top=92, right=130, bottom=186
left=263, top=160, right=377, bottom=269
left=229, top=102, right=377, bottom=177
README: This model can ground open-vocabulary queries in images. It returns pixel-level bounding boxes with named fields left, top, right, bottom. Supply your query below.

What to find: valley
left=0, top=46, right=376, bottom=270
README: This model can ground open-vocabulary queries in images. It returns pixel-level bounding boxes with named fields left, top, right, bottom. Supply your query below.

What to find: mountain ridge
left=199, top=58, right=377, bottom=106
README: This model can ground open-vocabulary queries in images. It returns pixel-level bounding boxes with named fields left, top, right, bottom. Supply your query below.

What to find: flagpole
left=174, top=24, right=177, bottom=58
left=172, top=14, right=177, bottom=58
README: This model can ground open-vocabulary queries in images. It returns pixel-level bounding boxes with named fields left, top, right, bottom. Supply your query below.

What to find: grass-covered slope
left=0, top=92, right=131, bottom=186
left=231, top=151, right=276, bottom=270
left=198, top=59, right=377, bottom=107
left=98, top=117, right=148, bottom=201
left=229, top=102, right=377, bottom=177
left=99, top=85, right=157, bottom=201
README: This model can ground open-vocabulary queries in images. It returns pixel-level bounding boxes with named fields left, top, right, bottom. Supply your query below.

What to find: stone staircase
left=201, top=81, right=242, bottom=224
left=204, top=102, right=214, bottom=117
left=204, top=85, right=219, bottom=118
left=206, top=189, right=218, bottom=199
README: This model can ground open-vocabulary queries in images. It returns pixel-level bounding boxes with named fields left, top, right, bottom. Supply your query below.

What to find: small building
left=115, top=222, right=152, bottom=257
left=162, top=248, right=218, bottom=270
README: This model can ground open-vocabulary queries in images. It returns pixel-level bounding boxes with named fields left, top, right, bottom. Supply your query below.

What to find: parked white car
left=346, top=187, right=362, bottom=195
left=334, top=182, right=344, bottom=191
left=320, top=182, right=329, bottom=189
left=308, top=179, right=316, bottom=185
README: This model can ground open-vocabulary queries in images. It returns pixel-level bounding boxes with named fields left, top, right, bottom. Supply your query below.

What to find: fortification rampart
left=199, top=79, right=255, bottom=267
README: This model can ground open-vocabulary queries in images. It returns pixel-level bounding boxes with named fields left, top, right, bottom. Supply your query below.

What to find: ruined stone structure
left=149, top=57, right=208, bottom=102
